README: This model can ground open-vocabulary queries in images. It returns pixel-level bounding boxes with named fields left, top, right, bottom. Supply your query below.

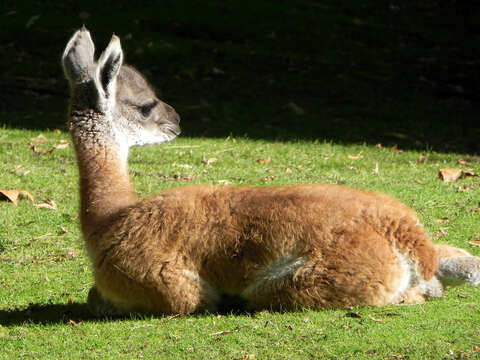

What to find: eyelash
left=140, top=101, right=157, bottom=117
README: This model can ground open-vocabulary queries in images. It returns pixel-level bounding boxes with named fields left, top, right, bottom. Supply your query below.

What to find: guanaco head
left=62, top=27, right=180, bottom=150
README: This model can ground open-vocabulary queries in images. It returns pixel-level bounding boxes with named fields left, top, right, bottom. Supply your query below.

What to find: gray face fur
left=62, top=27, right=181, bottom=150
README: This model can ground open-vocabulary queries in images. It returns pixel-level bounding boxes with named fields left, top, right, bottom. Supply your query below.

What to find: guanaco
left=62, top=28, right=480, bottom=316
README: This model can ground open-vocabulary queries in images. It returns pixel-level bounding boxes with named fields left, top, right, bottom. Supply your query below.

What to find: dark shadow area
left=0, top=298, right=252, bottom=326
left=0, top=303, right=97, bottom=326
left=1, top=0, right=479, bottom=153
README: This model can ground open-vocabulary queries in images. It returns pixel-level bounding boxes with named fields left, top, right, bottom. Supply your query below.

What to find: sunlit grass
left=0, top=128, right=479, bottom=359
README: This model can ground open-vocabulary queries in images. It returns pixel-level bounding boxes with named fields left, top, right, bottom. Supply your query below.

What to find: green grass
left=1, top=128, right=479, bottom=359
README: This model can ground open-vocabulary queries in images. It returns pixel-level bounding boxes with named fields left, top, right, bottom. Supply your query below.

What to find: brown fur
left=62, top=28, right=479, bottom=316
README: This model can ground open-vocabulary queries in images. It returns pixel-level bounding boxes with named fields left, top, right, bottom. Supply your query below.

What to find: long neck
left=70, top=110, right=138, bottom=236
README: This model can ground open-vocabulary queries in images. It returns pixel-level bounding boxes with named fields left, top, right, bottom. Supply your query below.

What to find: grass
left=1, top=0, right=480, bottom=358
left=1, top=128, right=480, bottom=359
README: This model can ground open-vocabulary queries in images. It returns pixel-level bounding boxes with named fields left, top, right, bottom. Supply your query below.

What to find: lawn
left=0, top=129, right=479, bottom=359
left=1, top=0, right=480, bottom=358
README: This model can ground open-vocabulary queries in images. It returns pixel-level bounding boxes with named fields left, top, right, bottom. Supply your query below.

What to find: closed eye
left=139, top=100, right=158, bottom=117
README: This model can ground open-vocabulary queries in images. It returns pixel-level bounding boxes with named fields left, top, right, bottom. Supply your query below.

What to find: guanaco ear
left=96, top=34, right=123, bottom=99
left=62, top=26, right=95, bottom=83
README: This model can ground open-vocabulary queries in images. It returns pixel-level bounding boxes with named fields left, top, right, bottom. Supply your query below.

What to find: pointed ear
left=62, top=27, right=95, bottom=83
left=96, top=34, right=123, bottom=98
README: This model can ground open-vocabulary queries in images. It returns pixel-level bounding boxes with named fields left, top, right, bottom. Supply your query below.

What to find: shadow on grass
left=0, top=303, right=100, bottom=326
left=1, top=1, right=480, bottom=153
left=0, top=294, right=252, bottom=326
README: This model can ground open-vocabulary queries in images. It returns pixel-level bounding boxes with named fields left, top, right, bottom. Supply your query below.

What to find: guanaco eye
left=139, top=100, right=158, bottom=117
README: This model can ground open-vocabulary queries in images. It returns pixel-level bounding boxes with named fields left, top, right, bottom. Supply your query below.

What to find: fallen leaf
left=471, top=208, right=480, bottom=213
left=53, top=143, right=69, bottom=150
left=438, top=168, right=463, bottom=182
left=417, top=155, right=427, bottom=163
left=369, top=316, right=387, bottom=322
left=473, top=346, right=480, bottom=353
left=31, top=134, right=48, bottom=143
left=390, top=145, right=403, bottom=153
left=285, top=168, right=293, bottom=174
left=261, top=175, right=275, bottom=182
left=435, top=228, right=448, bottom=238
left=201, top=156, right=218, bottom=165
left=0, top=189, right=35, bottom=205
left=458, top=157, right=477, bottom=166
left=285, top=325, right=294, bottom=330
left=468, top=241, right=480, bottom=247
left=373, top=162, right=379, bottom=174
left=173, top=174, right=195, bottom=181
left=67, top=249, right=78, bottom=259
left=434, top=217, right=450, bottom=223
left=243, top=355, right=255, bottom=360
left=376, top=143, right=383, bottom=149
left=35, top=199, right=57, bottom=210
left=29, top=143, right=53, bottom=155
left=217, top=180, right=232, bottom=185
left=463, top=169, right=478, bottom=178
left=210, top=330, right=233, bottom=336
left=69, top=319, right=80, bottom=326
left=257, top=157, right=272, bottom=164
left=348, top=154, right=363, bottom=160
left=457, top=186, right=473, bottom=192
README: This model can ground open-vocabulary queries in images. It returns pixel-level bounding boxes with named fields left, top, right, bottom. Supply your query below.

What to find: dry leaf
left=417, top=155, right=427, bottom=163
left=376, top=143, right=383, bottom=149
left=35, top=199, right=57, bottom=210
left=435, top=228, right=448, bottom=238
left=261, top=175, right=275, bottom=182
left=0, top=189, right=35, bottom=205
left=174, top=174, right=195, bottom=181
left=201, top=156, right=218, bottom=165
left=457, top=186, right=473, bottom=192
left=210, top=330, right=233, bottom=336
left=217, top=180, right=232, bottom=185
left=69, top=319, right=80, bottom=326
left=369, top=316, right=387, bottom=322
left=471, top=208, right=480, bottom=213
left=390, top=145, right=403, bottom=153
left=438, top=168, right=463, bottom=182
left=463, top=169, right=478, bottom=178
left=285, top=168, right=293, bottom=174
left=29, top=143, right=53, bottom=155
left=31, top=134, right=48, bottom=143
left=243, top=355, right=255, bottom=360
left=348, top=154, right=363, bottom=160
left=257, top=157, right=272, bottom=164
left=53, top=143, right=69, bottom=150
left=373, top=162, right=379, bottom=174
left=468, top=241, right=480, bottom=247
left=458, top=157, right=477, bottom=166
left=434, top=217, right=450, bottom=223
